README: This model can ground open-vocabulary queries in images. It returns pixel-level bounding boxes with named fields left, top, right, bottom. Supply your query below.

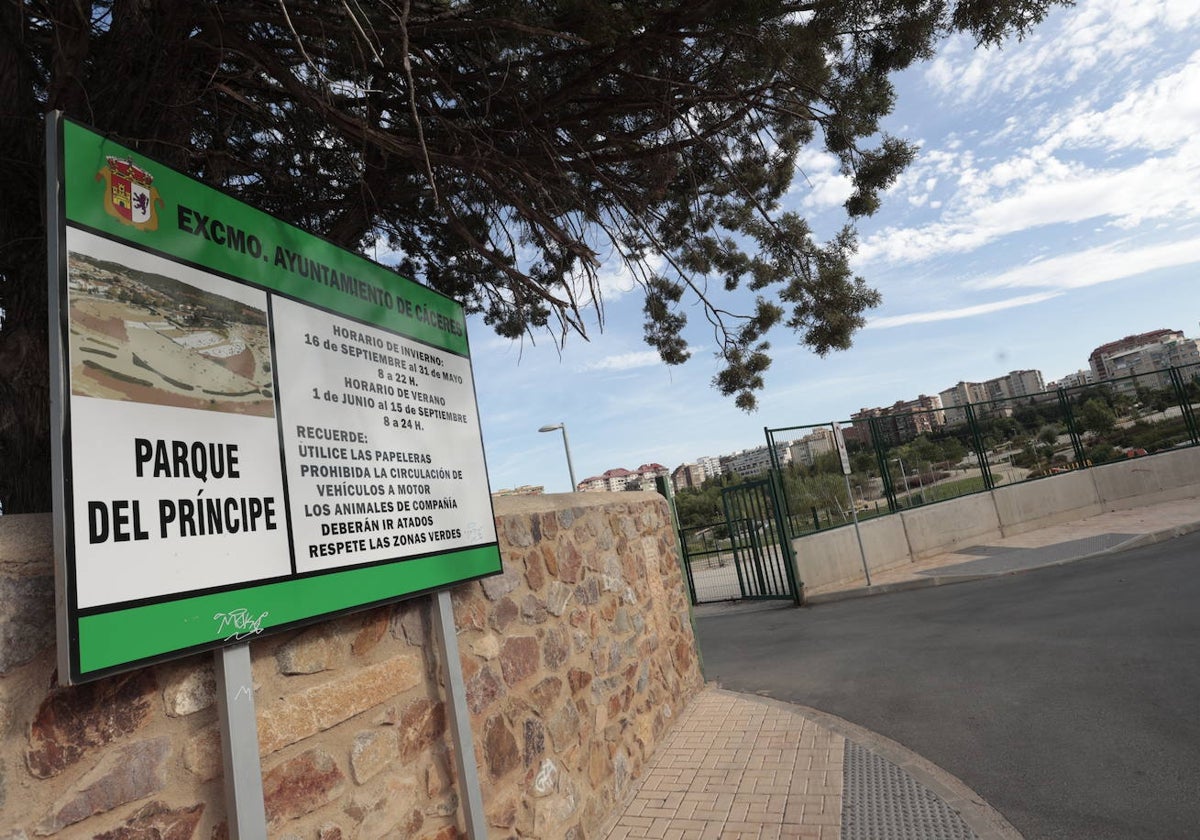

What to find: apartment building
left=632, top=463, right=669, bottom=489
left=1002, top=369, right=1046, bottom=398
left=671, top=463, right=706, bottom=493
left=1052, top=369, right=1096, bottom=389
left=850, top=394, right=944, bottom=445
left=938, top=381, right=990, bottom=426
left=491, top=485, right=544, bottom=497
left=1088, top=330, right=1183, bottom=381
left=1099, top=335, right=1200, bottom=393
left=723, top=441, right=793, bottom=479
left=938, top=370, right=1046, bottom=425
left=787, top=427, right=834, bottom=467
left=578, top=463, right=669, bottom=493
left=577, top=467, right=635, bottom=492
left=695, top=455, right=723, bottom=480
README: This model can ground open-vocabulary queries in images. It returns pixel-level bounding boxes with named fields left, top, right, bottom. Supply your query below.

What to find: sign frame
left=831, top=421, right=852, bottom=476
left=47, top=113, right=503, bottom=684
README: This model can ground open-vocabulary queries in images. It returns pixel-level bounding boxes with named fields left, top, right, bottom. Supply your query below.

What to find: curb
left=805, top=573, right=992, bottom=605
left=717, top=688, right=1025, bottom=840
left=803, top=520, right=1200, bottom=606
left=1107, top=519, right=1200, bottom=551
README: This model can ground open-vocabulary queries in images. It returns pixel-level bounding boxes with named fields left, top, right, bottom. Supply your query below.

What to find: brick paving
left=604, top=689, right=844, bottom=840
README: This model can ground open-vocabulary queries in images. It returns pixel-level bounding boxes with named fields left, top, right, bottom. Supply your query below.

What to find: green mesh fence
left=761, top=366, right=1200, bottom=538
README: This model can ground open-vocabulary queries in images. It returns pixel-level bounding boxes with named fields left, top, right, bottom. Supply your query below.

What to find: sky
left=468, top=0, right=1200, bottom=494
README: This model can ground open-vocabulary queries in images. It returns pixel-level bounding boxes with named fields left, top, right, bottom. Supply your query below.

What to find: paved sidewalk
left=603, top=688, right=1019, bottom=840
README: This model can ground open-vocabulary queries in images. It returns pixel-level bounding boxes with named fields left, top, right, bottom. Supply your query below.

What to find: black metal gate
left=679, top=475, right=800, bottom=605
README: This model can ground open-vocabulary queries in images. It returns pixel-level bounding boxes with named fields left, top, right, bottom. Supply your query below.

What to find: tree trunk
left=0, top=2, right=53, bottom=513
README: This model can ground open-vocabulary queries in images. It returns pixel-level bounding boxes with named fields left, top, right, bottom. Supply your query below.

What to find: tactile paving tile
left=842, top=740, right=978, bottom=840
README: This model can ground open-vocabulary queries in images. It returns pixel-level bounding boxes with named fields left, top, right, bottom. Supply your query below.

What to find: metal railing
left=763, top=362, right=1200, bottom=539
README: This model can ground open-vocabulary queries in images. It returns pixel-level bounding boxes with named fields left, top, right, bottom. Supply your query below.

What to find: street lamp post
left=538, top=423, right=577, bottom=492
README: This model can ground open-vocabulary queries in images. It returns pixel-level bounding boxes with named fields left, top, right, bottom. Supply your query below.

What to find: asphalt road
left=695, top=531, right=1200, bottom=840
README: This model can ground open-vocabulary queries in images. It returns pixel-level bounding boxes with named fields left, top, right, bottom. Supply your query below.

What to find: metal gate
left=679, top=475, right=800, bottom=605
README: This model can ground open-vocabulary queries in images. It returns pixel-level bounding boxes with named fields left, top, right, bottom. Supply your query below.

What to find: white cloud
left=865, top=292, right=1063, bottom=329
left=578, top=348, right=686, bottom=374
left=859, top=138, right=1200, bottom=264
left=565, top=252, right=665, bottom=309
left=366, top=235, right=407, bottom=267
left=967, top=236, right=1200, bottom=291
left=859, top=46, right=1200, bottom=267
left=788, top=148, right=854, bottom=211
left=803, top=171, right=855, bottom=211
left=578, top=345, right=705, bottom=373
left=579, top=350, right=663, bottom=372
left=924, top=0, right=1200, bottom=104
left=1040, top=50, right=1200, bottom=154
left=593, top=260, right=639, bottom=299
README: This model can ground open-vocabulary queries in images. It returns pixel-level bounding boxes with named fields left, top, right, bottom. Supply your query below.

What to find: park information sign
left=47, top=115, right=502, bottom=684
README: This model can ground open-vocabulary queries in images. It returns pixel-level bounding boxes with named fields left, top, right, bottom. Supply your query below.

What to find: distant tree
left=849, top=448, right=876, bottom=476
left=1077, top=397, right=1117, bottom=436
left=933, top=436, right=967, bottom=466
left=1, top=0, right=1067, bottom=512
left=908, top=435, right=941, bottom=465
left=1035, top=424, right=1062, bottom=468
left=811, top=450, right=844, bottom=476
left=1135, top=386, right=1173, bottom=413
left=1014, top=404, right=1044, bottom=432
left=783, top=470, right=848, bottom=524
left=1084, top=442, right=1120, bottom=466
left=675, top=484, right=723, bottom=529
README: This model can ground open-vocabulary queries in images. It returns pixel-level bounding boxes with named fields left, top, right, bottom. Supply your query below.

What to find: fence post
left=763, top=427, right=797, bottom=538
left=869, top=416, right=898, bottom=512
left=1168, top=366, right=1200, bottom=445
left=1057, top=388, right=1087, bottom=466
left=964, top=403, right=994, bottom=489
left=767, top=469, right=803, bottom=605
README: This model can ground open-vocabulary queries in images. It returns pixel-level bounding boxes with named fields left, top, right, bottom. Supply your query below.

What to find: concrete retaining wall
left=992, top=469, right=1102, bottom=536
left=0, top=491, right=703, bottom=839
left=793, top=515, right=910, bottom=590
left=1092, top=445, right=1200, bottom=509
left=900, top=493, right=1002, bottom=558
left=793, top=447, right=1200, bottom=592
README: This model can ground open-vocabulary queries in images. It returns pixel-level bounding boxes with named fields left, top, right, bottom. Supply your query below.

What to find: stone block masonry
left=0, top=491, right=704, bottom=838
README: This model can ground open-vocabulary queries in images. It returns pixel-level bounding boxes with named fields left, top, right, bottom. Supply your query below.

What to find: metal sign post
left=214, top=644, right=267, bottom=840
left=833, top=423, right=872, bottom=586
left=432, top=589, right=487, bottom=839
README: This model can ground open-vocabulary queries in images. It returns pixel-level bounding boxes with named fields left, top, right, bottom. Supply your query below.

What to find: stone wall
left=0, top=491, right=703, bottom=839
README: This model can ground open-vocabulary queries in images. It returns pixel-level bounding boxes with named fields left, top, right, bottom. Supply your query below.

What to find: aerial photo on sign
left=68, top=247, right=274, bottom=416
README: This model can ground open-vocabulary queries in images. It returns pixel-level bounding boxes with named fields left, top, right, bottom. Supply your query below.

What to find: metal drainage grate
left=842, top=740, right=978, bottom=840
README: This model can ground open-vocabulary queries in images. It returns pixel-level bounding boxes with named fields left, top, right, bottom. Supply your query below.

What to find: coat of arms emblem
left=96, top=156, right=162, bottom=230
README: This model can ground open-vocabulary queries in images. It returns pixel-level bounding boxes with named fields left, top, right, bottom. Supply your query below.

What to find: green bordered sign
left=47, top=115, right=502, bottom=684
